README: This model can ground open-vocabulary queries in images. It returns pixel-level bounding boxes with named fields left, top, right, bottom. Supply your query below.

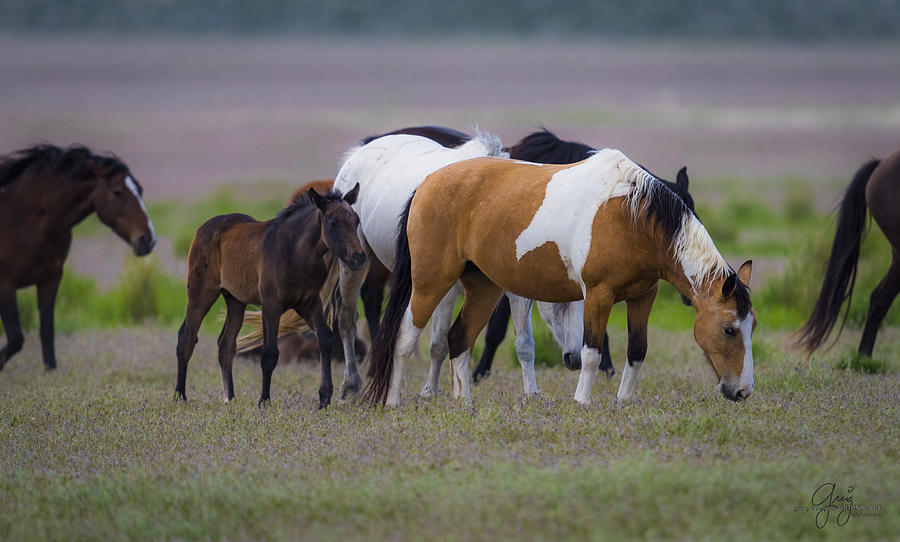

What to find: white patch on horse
left=616, top=360, right=643, bottom=403
left=737, top=314, right=754, bottom=396
left=334, top=132, right=506, bottom=270
left=514, top=149, right=646, bottom=283
left=574, top=344, right=603, bottom=404
left=513, top=160, right=543, bottom=166
left=125, top=175, right=156, bottom=240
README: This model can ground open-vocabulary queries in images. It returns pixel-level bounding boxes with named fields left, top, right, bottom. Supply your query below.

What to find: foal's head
left=93, top=166, right=157, bottom=256
left=692, top=261, right=755, bottom=401
left=309, top=183, right=366, bottom=270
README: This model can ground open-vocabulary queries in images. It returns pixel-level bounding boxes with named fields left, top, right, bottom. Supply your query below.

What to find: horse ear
left=308, top=188, right=328, bottom=211
left=722, top=273, right=737, bottom=298
left=676, top=167, right=689, bottom=190
left=737, top=260, right=753, bottom=286
left=343, top=182, right=360, bottom=205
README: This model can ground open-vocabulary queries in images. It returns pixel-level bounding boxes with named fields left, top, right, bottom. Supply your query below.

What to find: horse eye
left=724, top=327, right=737, bottom=337
left=113, top=189, right=123, bottom=197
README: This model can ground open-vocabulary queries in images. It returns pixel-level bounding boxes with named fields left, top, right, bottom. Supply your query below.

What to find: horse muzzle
left=132, top=233, right=157, bottom=256
left=345, top=251, right=367, bottom=270
left=718, top=380, right=752, bottom=402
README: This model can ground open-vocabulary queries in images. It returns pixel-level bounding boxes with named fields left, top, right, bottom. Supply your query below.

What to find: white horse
left=333, top=132, right=584, bottom=400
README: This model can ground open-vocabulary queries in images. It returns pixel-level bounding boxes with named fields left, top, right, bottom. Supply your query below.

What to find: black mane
left=733, top=279, right=752, bottom=318
left=361, top=126, right=470, bottom=149
left=0, top=144, right=128, bottom=189
left=276, top=188, right=344, bottom=222
left=507, top=128, right=594, bottom=165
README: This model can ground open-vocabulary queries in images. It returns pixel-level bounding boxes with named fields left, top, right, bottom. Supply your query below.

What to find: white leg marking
left=386, top=307, right=423, bottom=407
left=574, top=345, right=601, bottom=404
left=616, top=360, right=643, bottom=403
left=449, top=350, right=472, bottom=402
left=509, top=295, right=539, bottom=396
left=420, top=285, right=459, bottom=398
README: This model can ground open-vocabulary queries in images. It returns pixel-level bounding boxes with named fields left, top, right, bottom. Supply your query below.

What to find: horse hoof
left=174, top=391, right=187, bottom=402
left=339, top=381, right=360, bottom=400
left=44, top=365, right=57, bottom=372
left=257, top=398, right=270, bottom=408
left=602, top=368, right=616, bottom=379
left=472, top=369, right=489, bottom=383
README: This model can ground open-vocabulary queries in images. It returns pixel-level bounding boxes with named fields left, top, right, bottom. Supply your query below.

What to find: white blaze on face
left=125, top=175, right=156, bottom=241
left=736, top=314, right=754, bottom=395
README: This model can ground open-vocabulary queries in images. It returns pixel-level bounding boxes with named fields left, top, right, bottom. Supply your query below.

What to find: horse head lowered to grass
left=0, top=144, right=156, bottom=371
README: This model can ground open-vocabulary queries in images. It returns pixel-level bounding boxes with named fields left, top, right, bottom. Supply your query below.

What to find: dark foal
left=174, top=185, right=364, bottom=408
left=0, top=144, right=155, bottom=371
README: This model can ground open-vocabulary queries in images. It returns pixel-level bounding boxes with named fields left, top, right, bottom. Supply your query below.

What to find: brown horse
left=365, top=149, right=755, bottom=406
left=175, top=184, right=364, bottom=408
left=797, top=149, right=900, bottom=356
left=0, top=144, right=156, bottom=371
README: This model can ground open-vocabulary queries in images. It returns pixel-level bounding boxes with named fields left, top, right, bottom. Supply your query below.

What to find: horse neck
left=282, top=209, right=327, bottom=262
left=654, top=214, right=731, bottom=308
left=32, top=173, right=98, bottom=234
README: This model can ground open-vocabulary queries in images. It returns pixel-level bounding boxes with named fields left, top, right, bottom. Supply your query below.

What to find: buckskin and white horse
left=364, top=148, right=756, bottom=406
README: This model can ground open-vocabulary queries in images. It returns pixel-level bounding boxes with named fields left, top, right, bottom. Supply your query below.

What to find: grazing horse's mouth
left=132, top=234, right=157, bottom=256
left=345, top=251, right=367, bottom=270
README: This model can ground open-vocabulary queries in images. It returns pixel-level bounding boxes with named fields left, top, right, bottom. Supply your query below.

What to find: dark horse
left=471, top=129, right=695, bottom=383
left=0, top=144, right=156, bottom=371
left=175, top=185, right=364, bottom=408
left=797, top=149, right=900, bottom=357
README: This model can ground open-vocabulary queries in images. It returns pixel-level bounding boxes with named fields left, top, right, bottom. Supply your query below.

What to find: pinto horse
left=174, top=185, right=363, bottom=408
left=0, top=144, right=156, bottom=371
left=365, top=149, right=755, bottom=406
left=472, top=128, right=696, bottom=384
left=797, top=149, right=900, bottom=357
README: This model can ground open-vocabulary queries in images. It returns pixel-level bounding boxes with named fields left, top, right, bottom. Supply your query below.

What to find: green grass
left=0, top=327, right=897, bottom=541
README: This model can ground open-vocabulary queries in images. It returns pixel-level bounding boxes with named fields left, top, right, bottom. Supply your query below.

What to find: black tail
left=797, top=159, right=880, bottom=353
left=362, top=193, right=416, bottom=406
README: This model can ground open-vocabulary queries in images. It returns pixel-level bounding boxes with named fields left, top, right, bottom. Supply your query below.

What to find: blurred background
left=2, top=0, right=899, bottom=337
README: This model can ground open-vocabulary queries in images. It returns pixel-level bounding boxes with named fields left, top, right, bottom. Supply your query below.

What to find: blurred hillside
left=2, top=0, right=899, bottom=41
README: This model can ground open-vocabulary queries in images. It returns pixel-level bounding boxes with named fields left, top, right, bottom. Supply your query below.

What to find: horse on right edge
left=797, top=149, right=900, bottom=357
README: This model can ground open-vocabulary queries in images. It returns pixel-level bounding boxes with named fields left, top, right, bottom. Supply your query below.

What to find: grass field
left=0, top=325, right=897, bottom=541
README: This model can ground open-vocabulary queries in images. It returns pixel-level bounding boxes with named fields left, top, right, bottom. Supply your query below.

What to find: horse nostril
left=738, top=387, right=751, bottom=399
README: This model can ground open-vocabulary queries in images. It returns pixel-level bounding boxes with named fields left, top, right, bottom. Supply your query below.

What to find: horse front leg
left=337, top=261, right=366, bottom=400
left=36, top=272, right=62, bottom=371
left=507, top=294, right=538, bottom=396
left=258, top=303, right=282, bottom=407
left=574, top=288, right=614, bottom=405
left=0, top=287, right=24, bottom=370
left=296, top=300, right=334, bottom=409
left=617, top=285, right=658, bottom=404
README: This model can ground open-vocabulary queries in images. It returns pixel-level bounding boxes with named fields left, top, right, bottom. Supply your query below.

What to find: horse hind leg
left=508, top=294, right=538, bottom=396
left=858, top=253, right=900, bottom=357
left=446, top=271, right=504, bottom=402
left=217, top=293, right=246, bottom=402
left=175, top=281, right=220, bottom=401
left=419, top=283, right=462, bottom=398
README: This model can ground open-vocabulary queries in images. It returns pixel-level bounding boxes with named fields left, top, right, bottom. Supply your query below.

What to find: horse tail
left=236, top=310, right=311, bottom=354
left=796, top=158, right=880, bottom=353
left=362, top=192, right=416, bottom=406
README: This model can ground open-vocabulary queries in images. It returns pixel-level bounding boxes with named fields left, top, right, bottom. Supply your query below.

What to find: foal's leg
left=507, top=295, right=539, bottom=396
left=337, top=261, right=366, bottom=400
left=217, top=293, right=246, bottom=402
left=0, top=288, right=24, bottom=370
left=446, top=273, right=504, bottom=402
left=858, top=254, right=900, bottom=357
left=419, top=283, right=462, bottom=398
left=574, top=287, right=615, bottom=405
left=258, top=303, right=283, bottom=406
left=36, top=272, right=62, bottom=371
left=175, top=286, right=219, bottom=401
left=295, top=300, right=334, bottom=409
left=472, top=295, right=511, bottom=383
left=616, top=285, right=658, bottom=404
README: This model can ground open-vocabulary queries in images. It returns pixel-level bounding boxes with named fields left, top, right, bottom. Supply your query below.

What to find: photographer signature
left=811, top=482, right=853, bottom=528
